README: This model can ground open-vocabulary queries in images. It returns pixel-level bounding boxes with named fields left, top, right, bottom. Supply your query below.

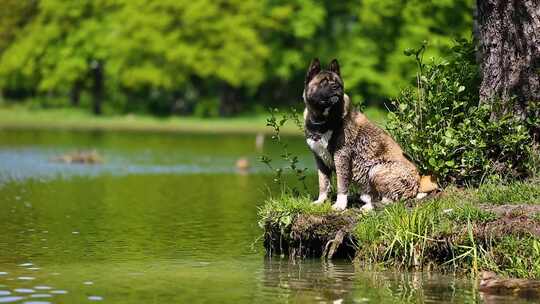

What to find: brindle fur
left=303, top=58, right=420, bottom=211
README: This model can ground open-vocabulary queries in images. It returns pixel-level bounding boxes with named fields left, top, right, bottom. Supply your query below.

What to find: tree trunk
left=219, top=83, right=241, bottom=117
left=91, top=60, right=104, bottom=115
left=70, top=80, right=82, bottom=107
left=476, top=0, right=540, bottom=135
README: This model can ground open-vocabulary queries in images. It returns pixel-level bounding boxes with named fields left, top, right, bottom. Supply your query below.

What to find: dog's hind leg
left=359, top=193, right=374, bottom=212
left=368, top=162, right=419, bottom=202
left=357, top=183, right=375, bottom=212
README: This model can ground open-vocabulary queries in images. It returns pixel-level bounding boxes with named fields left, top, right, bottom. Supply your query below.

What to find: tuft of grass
left=445, top=203, right=498, bottom=224
left=354, top=200, right=449, bottom=267
left=436, top=180, right=540, bottom=206
left=491, top=236, right=540, bottom=278
left=351, top=181, right=540, bottom=277
left=475, top=180, right=540, bottom=204
left=258, top=193, right=332, bottom=230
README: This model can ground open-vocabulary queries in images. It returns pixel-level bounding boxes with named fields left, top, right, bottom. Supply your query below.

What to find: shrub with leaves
left=387, top=39, right=535, bottom=186
left=259, top=107, right=308, bottom=196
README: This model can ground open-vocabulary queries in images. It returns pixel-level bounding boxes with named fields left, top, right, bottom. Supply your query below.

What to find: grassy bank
left=259, top=179, right=540, bottom=279
left=0, top=106, right=387, bottom=134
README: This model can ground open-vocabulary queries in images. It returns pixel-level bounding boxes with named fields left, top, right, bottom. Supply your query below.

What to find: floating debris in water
left=83, top=282, right=93, bottom=285
left=49, top=290, right=67, bottom=294
left=0, top=272, right=7, bottom=276
left=72, top=231, right=79, bottom=235
left=88, top=296, right=103, bottom=301
left=50, top=150, right=104, bottom=164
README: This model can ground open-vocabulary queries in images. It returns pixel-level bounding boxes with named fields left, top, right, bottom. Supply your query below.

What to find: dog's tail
left=416, top=175, right=439, bottom=199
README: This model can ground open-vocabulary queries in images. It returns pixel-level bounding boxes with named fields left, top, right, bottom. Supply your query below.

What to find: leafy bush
left=193, top=97, right=220, bottom=118
left=387, top=40, right=535, bottom=186
left=259, top=108, right=308, bottom=196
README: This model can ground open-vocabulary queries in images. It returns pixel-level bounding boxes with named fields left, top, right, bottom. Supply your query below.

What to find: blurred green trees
left=0, top=0, right=474, bottom=116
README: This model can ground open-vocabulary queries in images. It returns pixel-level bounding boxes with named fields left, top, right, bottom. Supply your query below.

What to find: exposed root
left=322, top=229, right=345, bottom=259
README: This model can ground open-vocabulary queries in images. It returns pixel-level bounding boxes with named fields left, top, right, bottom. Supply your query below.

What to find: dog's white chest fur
left=307, top=130, right=333, bottom=168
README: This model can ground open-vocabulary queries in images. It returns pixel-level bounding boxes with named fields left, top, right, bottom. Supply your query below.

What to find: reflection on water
left=0, top=129, right=310, bottom=181
left=0, top=129, right=537, bottom=303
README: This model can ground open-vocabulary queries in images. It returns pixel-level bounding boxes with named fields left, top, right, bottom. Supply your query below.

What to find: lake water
left=0, top=129, right=534, bottom=303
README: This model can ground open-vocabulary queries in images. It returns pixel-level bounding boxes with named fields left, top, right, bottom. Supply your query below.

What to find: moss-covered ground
left=259, top=179, right=540, bottom=279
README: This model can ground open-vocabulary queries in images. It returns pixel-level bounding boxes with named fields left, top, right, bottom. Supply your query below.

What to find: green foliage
left=259, top=107, right=307, bottom=196
left=193, top=97, right=220, bottom=118
left=0, top=0, right=475, bottom=115
left=387, top=40, right=535, bottom=186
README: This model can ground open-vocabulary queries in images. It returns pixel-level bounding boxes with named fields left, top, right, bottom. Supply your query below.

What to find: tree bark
left=476, top=0, right=540, bottom=127
left=91, top=60, right=104, bottom=115
left=70, top=80, right=82, bottom=107
left=219, top=83, right=241, bottom=117
left=477, top=0, right=540, bottom=118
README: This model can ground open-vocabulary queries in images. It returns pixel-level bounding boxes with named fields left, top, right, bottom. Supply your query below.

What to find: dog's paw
left=312, top=194, right=328, bottom=205
left=331, top=194, right=348, bottom=211
left=360, top=202, right=374, bottom=213
left=312, top=199, right=325, bottom=205
left=331, top=203, right=346, bottom=211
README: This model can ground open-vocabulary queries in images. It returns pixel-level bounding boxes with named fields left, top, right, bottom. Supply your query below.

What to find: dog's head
left=303, top=58, right=344, bottom=118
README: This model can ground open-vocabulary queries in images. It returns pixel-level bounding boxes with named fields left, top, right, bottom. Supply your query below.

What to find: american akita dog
left=303, top=58, right=437, bottom=211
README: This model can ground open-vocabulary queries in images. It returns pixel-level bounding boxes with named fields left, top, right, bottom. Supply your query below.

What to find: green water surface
left=0, top=129, right=534, bottom=303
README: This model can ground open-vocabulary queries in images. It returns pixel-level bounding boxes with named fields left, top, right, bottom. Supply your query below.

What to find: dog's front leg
left=313, top=157, right=332, bottom=204
left=332, top=150, right=351, bottom=211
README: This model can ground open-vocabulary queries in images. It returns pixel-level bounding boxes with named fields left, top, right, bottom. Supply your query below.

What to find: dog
left=303, top=58, right=437, bottom=211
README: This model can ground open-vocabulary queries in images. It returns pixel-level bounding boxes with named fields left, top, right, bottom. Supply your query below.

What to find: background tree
left=476, top=0, right=540, bottom=141
left=0, top=0, right=477, bottom=116
left=0, top=0, right=117, bottom=114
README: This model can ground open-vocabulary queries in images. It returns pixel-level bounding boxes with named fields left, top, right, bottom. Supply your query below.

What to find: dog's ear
left=328, top=58, right=340, bottom=76
left=305, top=58, right=321, bottom=85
